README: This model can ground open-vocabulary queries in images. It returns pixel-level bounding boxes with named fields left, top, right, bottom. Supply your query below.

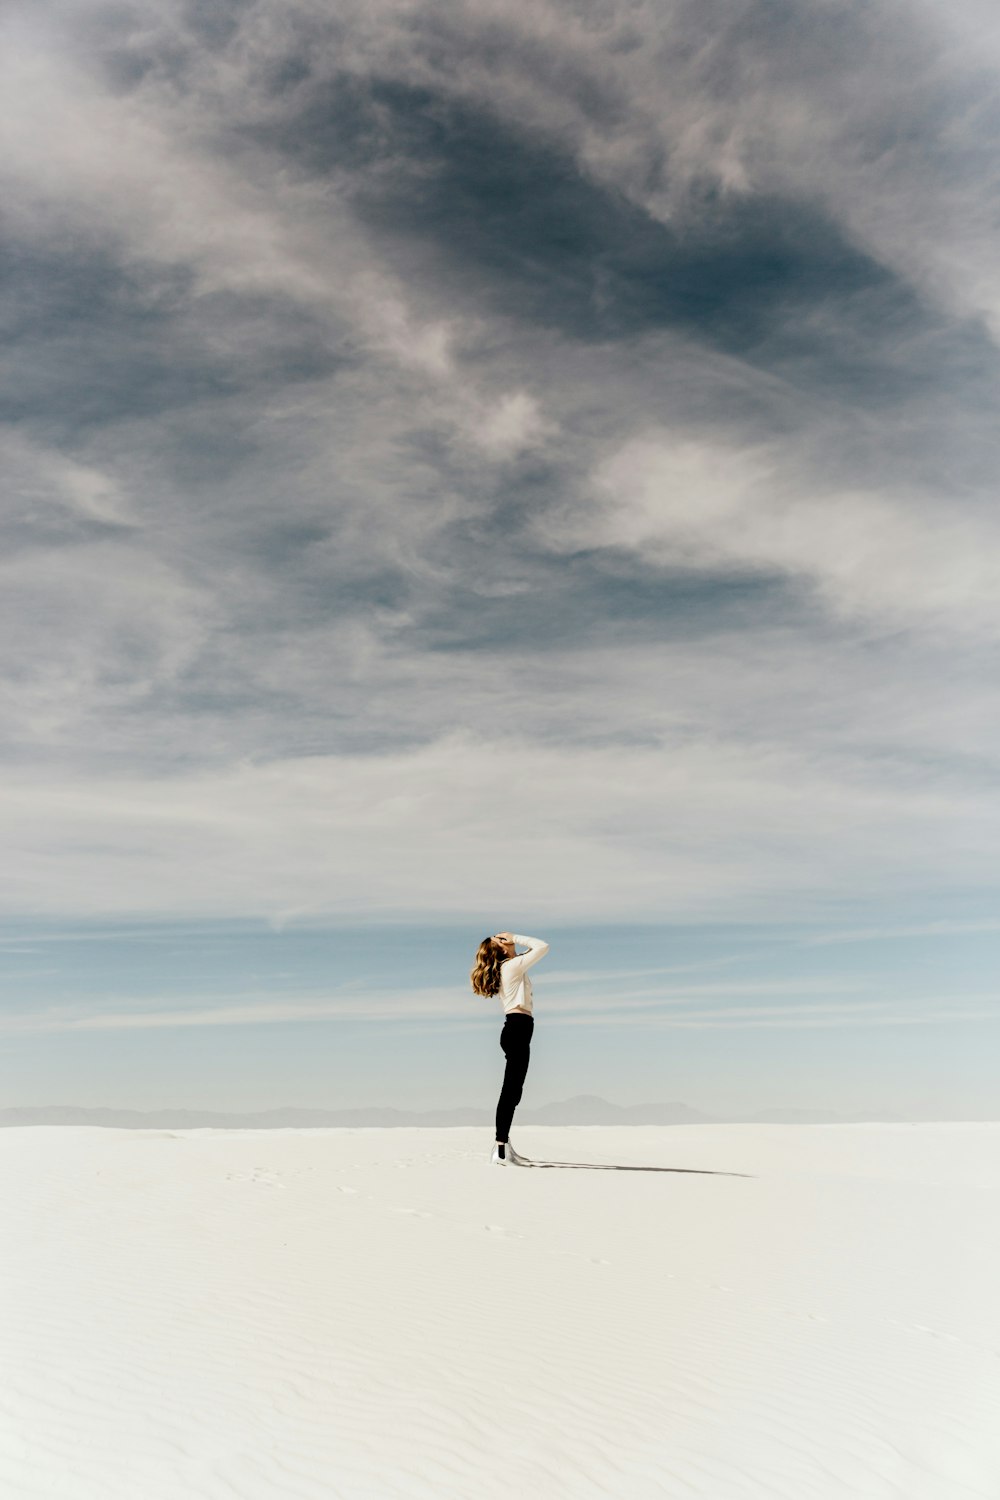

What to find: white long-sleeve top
left=498, top=935, right=550, bottom=1016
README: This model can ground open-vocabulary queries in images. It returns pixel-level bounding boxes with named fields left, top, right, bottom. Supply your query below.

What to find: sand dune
left=2, top=1124, right=998, bottom=1499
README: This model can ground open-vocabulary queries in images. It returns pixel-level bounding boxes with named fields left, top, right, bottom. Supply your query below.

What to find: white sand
left=2, top=1124, right=999, bottom=1499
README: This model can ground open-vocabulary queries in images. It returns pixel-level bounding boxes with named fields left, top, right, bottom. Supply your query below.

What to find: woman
left=470, top=931, right=550, bottom=1166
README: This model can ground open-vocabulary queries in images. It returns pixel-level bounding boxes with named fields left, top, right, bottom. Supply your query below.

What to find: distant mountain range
left=0, top=1096, right=900, bottom=1128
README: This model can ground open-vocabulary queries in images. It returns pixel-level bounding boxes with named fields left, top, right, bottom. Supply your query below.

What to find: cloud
left=0, top=0, right=997, bottom=929
left=0, top=540, right=213, bottom=749
left=467, top=390, right=556, bottom=460
left=3, top=982, right=993, bottom=1033
left=546, top=430, right=1000, bottom=631
left=328, top=0, right=1000, bottom=339
left=0, top=725, right=994, bottom=921
left=0, top=430, right=133, bottom=531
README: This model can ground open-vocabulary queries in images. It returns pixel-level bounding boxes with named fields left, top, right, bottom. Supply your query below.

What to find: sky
left=1, top=0, right=998, bottom=1117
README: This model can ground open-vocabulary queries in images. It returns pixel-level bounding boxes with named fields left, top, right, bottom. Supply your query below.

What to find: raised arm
left=503, top=934, right=550, bottom=982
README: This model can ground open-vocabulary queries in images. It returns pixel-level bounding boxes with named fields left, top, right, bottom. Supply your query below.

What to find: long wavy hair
left=470, top=936, right=507, bottom=998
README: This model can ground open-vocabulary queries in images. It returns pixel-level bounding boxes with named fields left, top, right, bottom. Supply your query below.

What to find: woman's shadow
left=519, top=1156, right=752, bottom=1176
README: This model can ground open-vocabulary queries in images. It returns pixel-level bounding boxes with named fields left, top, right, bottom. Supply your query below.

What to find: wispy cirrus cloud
left=0, top=728, right=995, bottom=921
left=4, top=986, right=993, bottom=1034
left=544, top=430, right=1000, bottom=632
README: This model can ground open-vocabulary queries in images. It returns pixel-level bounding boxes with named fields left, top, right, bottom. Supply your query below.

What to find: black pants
left=496, top=1013, right=534, bottom=1143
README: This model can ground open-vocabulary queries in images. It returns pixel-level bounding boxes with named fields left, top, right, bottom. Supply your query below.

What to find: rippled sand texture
left=2, top=1124, right=999, bottom=1499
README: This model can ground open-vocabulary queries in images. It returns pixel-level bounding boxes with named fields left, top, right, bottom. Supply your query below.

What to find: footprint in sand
left=226, top=1169, right=284, bottom=1188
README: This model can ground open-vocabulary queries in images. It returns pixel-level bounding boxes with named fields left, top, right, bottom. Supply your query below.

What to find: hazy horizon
left=0, top=1099, right=960, bottom=1126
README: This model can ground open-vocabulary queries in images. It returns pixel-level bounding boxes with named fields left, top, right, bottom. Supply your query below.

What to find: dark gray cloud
left=0, top=243, right=349, bottom=442
left=0, top=0, right=997, bottom=918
